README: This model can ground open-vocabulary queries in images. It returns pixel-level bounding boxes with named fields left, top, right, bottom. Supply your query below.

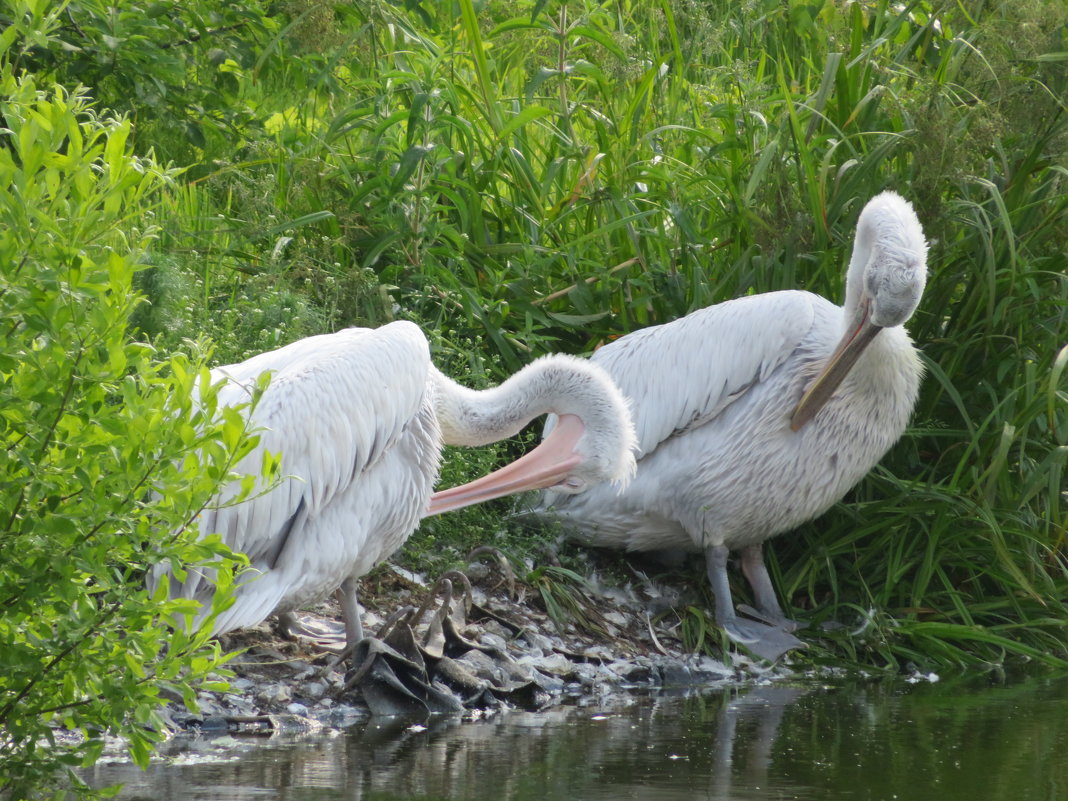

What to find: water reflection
left=90, top=674, right=1068, bottom=801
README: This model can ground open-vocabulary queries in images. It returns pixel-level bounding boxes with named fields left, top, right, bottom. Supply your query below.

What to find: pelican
left=530, top=191, right=928, bottom=661
left=153, top=320, right=636, bottom=650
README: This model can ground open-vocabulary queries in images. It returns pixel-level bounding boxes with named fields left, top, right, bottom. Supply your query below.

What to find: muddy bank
left=165, top=553, right=795, bottom=739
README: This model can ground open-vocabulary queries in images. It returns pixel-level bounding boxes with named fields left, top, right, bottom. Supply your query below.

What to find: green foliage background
left=1, top=0, right=1066, bottom=793
left=0, top=66, right=258, bottom=801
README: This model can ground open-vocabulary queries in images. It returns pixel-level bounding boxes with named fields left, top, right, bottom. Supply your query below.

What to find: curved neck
left=430, top=357, right=598, bottom=447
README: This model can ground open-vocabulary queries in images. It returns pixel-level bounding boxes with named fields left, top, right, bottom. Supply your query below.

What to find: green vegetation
left=1, top=0, right=1066, bottom=793
left=0, top=60, right=263, bottom=801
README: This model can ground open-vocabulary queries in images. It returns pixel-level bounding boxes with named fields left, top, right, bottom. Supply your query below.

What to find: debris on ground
left=165, top=552, right=795, bottom=738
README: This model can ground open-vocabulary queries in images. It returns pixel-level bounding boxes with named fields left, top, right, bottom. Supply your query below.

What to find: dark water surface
left=90, top=673, right=1068, bottom=801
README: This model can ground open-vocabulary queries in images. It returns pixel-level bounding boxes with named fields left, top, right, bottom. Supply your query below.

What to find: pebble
left=479, top=632, right=509, bottom=651
left=155, top=564, right=796, bottom=743
left=256, top=684, right=292, bottom=706
left=603, top=611, right=630, bottom=628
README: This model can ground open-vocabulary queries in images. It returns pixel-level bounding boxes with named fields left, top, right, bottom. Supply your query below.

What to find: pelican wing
left=179, top=321, right=431, bottom=602
left=590, top=291, right=817, bottom=457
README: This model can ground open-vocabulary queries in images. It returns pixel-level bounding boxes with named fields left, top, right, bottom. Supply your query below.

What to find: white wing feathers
left=591, top=291, right=816, bottom=457
left=189, top=321, right=431, bottom=594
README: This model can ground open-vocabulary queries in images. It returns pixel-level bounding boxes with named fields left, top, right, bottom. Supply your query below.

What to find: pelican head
left=861, top=192, right=928, bottom=327
left=525, top=354, right=639, bottom=494
left=791, top=191, right=927, bottom=431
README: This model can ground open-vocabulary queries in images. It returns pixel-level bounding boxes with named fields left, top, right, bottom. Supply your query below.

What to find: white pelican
left=154, top=320, right=636, bottom=649
left=531, top=191, right=928, bottom=661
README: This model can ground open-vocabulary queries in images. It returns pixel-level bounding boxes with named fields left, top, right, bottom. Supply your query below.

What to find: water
left=90, top=673, right=1068, bottom=801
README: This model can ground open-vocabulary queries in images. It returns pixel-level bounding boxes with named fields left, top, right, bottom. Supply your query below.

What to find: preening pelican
left=532, top=191, right=928, bottom=661
left=154, top=321, right=636, bottom=650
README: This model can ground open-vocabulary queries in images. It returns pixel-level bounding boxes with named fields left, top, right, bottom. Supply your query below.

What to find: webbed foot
left=273, top=611, right=348, bottom=651
left=723, top=617, right=806, bottom=663
left=737, top=604, right=803, bottom=633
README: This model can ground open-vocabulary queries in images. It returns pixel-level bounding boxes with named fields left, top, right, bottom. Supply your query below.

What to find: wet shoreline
left=162, top=558, right=792, bottom=741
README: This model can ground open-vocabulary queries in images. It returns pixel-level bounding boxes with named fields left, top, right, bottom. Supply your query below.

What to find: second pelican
left=530, top=191, right=928, bottom=661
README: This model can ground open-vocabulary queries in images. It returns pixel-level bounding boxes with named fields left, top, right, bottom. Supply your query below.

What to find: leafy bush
left=1, top=0, right=283, bottom=165
left=92, top=0, right=1065, bottom=668
left=5, top=0, right=1064, bottom=692
left=199, top=0, right=1065, bottom=669
left=0, top=61, right=250, bottom=798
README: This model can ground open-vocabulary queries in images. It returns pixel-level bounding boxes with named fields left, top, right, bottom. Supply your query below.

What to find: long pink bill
left=424, top=414, right=585, bottom=517
left=790, top=302, right=882, bottom=432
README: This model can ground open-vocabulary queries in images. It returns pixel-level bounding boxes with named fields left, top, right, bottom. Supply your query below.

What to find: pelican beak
left=790, top=300, right=882, bottom=431
left=423, top=414, right=585, bottom=517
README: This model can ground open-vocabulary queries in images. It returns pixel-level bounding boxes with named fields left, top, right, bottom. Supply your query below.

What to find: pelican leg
left=704, top=545, right=804, bottom=662
left=737, top=544, right=801, bottom=633
left=310, top=580, right=369, bottom=679
left=336, top=577, right=365, bottom=652
left=706, top=544, right=739, bottom=627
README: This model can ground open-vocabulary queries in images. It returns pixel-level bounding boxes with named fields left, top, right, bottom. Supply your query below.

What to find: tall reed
left=33, top=0, right=1065, bottom=667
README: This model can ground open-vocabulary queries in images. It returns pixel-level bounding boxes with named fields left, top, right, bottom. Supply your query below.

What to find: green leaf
left=498, top=105, right=553, bottom=143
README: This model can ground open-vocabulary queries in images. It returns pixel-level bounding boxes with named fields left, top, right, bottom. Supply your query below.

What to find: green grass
left=11, top=0, right=1067, bottom=671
